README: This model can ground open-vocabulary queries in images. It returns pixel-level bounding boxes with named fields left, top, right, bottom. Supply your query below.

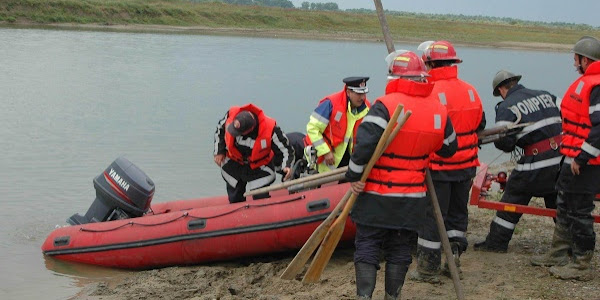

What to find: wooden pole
left=244, top=166, right=348, bottom=197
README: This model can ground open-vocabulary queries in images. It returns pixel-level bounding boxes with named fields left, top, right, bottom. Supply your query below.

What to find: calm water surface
left=0, top=27, right=580, bottom=299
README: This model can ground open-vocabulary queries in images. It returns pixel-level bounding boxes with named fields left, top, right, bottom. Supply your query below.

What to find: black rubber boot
left=355, top=262, right=377, bottom=300
left=384, top=263, right=409, bottom=300
left=530, top=224, right=571, bottom=267
left=408, top=246, right=441, bottom=284
left=549, top=250, right=594, bottom=281
left=473, top=220, right=512, bottom=253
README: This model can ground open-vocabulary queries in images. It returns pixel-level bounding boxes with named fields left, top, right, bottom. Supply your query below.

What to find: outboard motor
left=67, top=156, right=155, bottom=225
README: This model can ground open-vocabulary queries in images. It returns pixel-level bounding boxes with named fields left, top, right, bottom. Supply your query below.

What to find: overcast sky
left=290, top=0, right=600, bottom=27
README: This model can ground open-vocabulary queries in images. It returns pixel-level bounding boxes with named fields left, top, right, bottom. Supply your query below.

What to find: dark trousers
left=354, top=223, right=413, bottom=267
left=420, top=179, right=471, bottom=252
left=221, top=158, right=275, bottom=204
left=556, top=191, right=596, bottom=253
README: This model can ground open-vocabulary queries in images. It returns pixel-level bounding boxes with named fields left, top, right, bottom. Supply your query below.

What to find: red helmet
left=388, top=51, right=429, bottom=78
left=422, top=40, right=462, bottom=63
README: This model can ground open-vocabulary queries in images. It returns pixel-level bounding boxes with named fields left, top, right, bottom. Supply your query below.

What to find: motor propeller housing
left=67, top=156, right=155, bottom=225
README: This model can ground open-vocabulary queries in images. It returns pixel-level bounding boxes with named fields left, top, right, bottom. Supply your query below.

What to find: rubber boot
left=355, top=262, right=377, bottom=300
left=384, top=263, right=408, bottom=300
left=530, top=224, right=571, bottom=267
left=549, top=251, right=594, bottom=281
left=442, top=242, right=464, bottom=279
left=473, top=221, right=511, bottom=253
left=408, top=246, right=441, bottom=284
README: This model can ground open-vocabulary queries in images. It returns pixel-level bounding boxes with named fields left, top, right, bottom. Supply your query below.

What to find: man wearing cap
left=304, top=76, right=371, bottom=173
left=346, top=51, right=457, bottom=300
left=530, top=36, right=600, bottom=281
left=474, top=70, right=562, bottom=253
left=213, top=103, right=294, bottom=204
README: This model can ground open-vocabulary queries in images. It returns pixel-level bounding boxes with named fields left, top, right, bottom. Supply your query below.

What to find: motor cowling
left=67, top=157, right=155, bottom=225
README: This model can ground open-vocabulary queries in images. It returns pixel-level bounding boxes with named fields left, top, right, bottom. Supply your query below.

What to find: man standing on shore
left=474, top=70, right=562, bottom=253
left=347, top=51, right=457, bottom=300
left=530, top=36, right=600, bottom=281
left=409, top=40, right=485, bottom=283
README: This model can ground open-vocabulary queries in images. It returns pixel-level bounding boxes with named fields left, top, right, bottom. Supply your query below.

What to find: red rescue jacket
left=225, top=104, right=276, bottom=169
left=366, top=79, right=447, bottom=195
left=427, top=66, right=482, bottom=170
left=305, top=88, right=371, bottom=162
left=560, top=61, right=600, bottom=165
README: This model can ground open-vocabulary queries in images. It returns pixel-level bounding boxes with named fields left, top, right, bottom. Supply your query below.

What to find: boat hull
left=42, top=182, right=355, bottom=269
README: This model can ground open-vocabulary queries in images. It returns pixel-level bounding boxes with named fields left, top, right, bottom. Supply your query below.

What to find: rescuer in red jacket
left=213, top=104, right=294, bottom=203
left=530, top=36, right=600, bottom=281
left=346, top=51, right=457, bottom=300
left=410, top=40, right=486, bottom=283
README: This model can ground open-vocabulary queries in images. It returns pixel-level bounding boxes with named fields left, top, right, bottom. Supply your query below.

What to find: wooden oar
left=280, top=106, right=408, bottom=280
left=280, top=189, right=352, bottom=279
left=302, top=105, right=410, bottom=283
left=243, top=166, right=348, bottom=197
left=287, top=173, right=346, bottom=193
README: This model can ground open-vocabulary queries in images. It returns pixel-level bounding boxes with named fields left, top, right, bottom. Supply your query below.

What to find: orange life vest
left=225, top=104, right=276, bottom=169
left=427, top=66, right=482, bottom=170
left=366, top=79, right=447, bottom=195
left=304, top=88, right=371, bottom=162
left=560, top=61, right=600, bottom=165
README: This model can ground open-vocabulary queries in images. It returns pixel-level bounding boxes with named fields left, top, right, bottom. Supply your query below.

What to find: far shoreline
left=2, top=22, right=573, bottom=53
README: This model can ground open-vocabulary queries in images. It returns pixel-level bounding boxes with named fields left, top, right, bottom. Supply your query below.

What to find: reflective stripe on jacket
left=561, top=61, right=600, bottom=165
left=225, top=104, right=276, bottom=169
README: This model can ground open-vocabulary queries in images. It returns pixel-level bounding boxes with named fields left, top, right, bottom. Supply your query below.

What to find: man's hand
left=350, top=181, right=365, bottom=195
left=282, top=167, right=292, bottom=181
left=323, top=152, right=335, bottom=166
left=571, top=160, right=581, bottom=175
left=214, top=154, right=225, bottom=167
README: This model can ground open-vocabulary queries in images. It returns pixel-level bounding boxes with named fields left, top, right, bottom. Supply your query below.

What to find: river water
left=0, top=27, right=579, bottom=299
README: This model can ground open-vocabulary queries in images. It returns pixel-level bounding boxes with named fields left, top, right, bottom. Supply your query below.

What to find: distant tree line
left=300, top=2, right=339, bottom=11
left=189, top=0, right=294, bottom=8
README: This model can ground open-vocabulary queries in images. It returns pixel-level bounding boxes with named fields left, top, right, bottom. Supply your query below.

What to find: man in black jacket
left=474, top=70, right=562, bottom=253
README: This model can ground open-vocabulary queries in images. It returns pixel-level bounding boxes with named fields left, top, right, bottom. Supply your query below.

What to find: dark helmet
left=492, top=70, right=521, bottom=97
left=573, top=36, right=600, bottom=61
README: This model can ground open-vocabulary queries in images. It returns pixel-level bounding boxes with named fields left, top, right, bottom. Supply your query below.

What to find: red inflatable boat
left=42, top=157, right=355, bottom=269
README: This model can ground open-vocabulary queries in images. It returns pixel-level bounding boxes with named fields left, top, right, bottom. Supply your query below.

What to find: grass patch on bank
left=1, top=0, right=599, bottom=45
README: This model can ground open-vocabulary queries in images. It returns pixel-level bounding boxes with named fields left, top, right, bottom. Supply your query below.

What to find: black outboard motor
left=67, top=156, right=155, bottom=225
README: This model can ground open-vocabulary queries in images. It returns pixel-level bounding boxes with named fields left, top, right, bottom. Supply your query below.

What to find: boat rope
left=187, top=195, right=305, bottom=219
left=475, top=150, right=508, bottom=178
left=79, top=195, right=306, bottom=233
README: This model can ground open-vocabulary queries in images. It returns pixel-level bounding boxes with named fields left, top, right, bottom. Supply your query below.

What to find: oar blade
left=301, top=215, right=347, bottom=283
left=280, top=190, right=352, bottom=280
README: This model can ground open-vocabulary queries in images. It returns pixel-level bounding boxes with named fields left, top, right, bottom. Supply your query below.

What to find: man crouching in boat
left=213, top=104, right=294, bottom=203
left=346, top=51, right=457, bottom=300
left=474, top=70, right=562, bottom=253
